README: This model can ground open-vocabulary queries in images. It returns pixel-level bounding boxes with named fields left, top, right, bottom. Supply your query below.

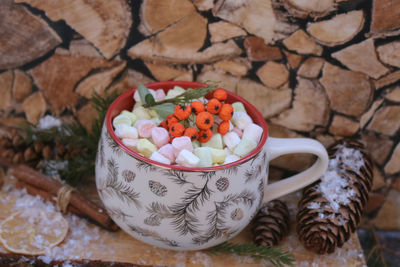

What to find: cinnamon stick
left=12, top=165, right=119, bottom=231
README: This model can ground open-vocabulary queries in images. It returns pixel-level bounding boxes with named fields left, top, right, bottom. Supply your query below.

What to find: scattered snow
left=37, top=115, right=63, bottom=131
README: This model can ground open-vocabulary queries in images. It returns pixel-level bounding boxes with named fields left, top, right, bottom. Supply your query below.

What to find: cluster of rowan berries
left=159, top=89, right=234, bottom=143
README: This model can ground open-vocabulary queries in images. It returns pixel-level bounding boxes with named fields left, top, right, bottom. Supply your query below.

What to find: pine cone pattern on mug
left=251, top=200, right=290, bottom=247
left=297, top=140, right=373, bottom=254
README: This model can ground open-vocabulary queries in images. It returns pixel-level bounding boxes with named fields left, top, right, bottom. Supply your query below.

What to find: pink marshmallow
left=158, top=144, right=176, bottom=163
left=155, top=89, right=166, bottom=102
left=232, top=127, right=243, bottom=138
left=151, top=127, right=170, bottom=148
left=135, top=119, right=156, bottom=138
left=172, top=136, right=193, bottom=157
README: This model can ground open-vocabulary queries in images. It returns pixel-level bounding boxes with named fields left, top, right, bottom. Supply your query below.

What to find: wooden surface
left=0, top=178, right=366, bottom=266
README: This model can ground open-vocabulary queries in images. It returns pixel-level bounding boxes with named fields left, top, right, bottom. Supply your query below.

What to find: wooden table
left=0, top=179, right=366, bottom=266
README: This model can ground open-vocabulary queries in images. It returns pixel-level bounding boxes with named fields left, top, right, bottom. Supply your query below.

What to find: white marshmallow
left=224, top=154, right=240, bottom=164
left=122, top=138, right=138, bottom=152
left=155, top=89, right=166, bottom=102
left=112, top=114, right=132, bottom=128
left=223, top=131, right=241, bottom=150
left=233, top=137, right=257, bottom=158
left=135, top=119, right=156, bottom=138
left=176, top=149, right=200, bottom=168
left=201, top=133, right=223, bottom=149
left=242, top=123, right=263, bottom=143
left=232, top=127, right=243, bottom=138
left=114, top=124, right=138, bottom=139
left=158, top=144, right=176, bottom=163
left=150, top=151, right=171, bottom=165
left=151, top=127, right=170, bottom=148
left=172, top=136, right=193, bottom=157
left=232, top=111, right=253, bottom=130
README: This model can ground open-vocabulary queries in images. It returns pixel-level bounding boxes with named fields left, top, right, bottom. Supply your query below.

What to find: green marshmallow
left=232, top=102, right=247, bottom=113
left=211, top=148, right=226, bottom=164
left=233, top=137, right=257, bottom=158
left=132, top=106, right=151, bottom=120
left=112, top=114, right=132, bottom=128
left=121, top=110, right=137, bottom=125
left=150, top=117, right=163, bottom=125
left=165, top=86, right=186, bottom=99
left=201, top=133, right=223, bottom=149
left=192, top=140, right=201, bottom=149
left=137, top=139, right=157, bottom=158
left=194, top=147, right=213, bottom=167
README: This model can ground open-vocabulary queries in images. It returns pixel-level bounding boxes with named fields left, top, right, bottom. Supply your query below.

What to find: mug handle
left=262, top=137, right=329, bottom=203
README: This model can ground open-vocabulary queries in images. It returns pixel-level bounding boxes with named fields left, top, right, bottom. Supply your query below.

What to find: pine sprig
left=208, top=242, right=295, bottom=267
left=20, top=91, right=119, bottom=186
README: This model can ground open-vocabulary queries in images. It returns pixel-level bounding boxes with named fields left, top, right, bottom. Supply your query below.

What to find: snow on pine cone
left=297, top=139, right=373, bottom=254
left=251, top=200, right=290, bottom=247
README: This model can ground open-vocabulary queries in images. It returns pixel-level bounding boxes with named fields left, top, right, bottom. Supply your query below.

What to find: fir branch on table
left=20, top=91, right=119, bottom=186
left=208, top=242, right=295, bottom=267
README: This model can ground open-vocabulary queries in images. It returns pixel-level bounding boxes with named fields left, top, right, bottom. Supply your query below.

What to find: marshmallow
left=135, top=119, right=156, bottom=138
left=132, top=106, right=151, bottom=120
left=155, top=89, right=166, bottom=102
left=223, top=132, right=241, bottom=150
left=194, top=147, right=213, bottom=167
left=112, top=114, right=132, bottom=128
left=158, top=144, right=176, bottom=163
left=165, top=86, right=185, bottom=99
left=224, top=147, right=233, bottom=156
left=201, top=133, right=223, bottom=149
left=232, top=102, right=247, bottom=113
left=233, top=137, right=257, bottom=158
left=192, top=140, right=201, bottom=149
left=243, top=123, right=263, bottom=143
left=121, top=110, right=137, bottom=125
left=232, top=112, right=253, bottom=130
left=172, top=136, right=193, bottom=157
left=150, top=151, right=171, bottom=165
left=114, top=124, right=138, bottom=139
left=137, top=139, right=157, bottom=158
left=176, top=149, right=200, bottom=167
left=122, top=138, right=138, bottom=152
left=151, top=127, right=170, bottom=148
left=224, top=154, right=240, bottom=164
left=211, top=148, right=226, bottom=164
left=150, top=117, right=163, bottom=126
left=232, top=127, right=243, bottom=138
left=134, top=89, right=156, bottom=103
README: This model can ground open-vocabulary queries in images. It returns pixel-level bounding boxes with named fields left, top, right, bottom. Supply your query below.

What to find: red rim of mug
left=106, top=81, right=268, bottom=171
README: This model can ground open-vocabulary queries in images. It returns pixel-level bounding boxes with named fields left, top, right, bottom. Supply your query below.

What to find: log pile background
left=1, top=0, right=400, bottom=229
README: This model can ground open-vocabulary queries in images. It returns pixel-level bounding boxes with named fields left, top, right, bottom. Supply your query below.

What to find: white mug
left=95, top=81, right=329, bottom=250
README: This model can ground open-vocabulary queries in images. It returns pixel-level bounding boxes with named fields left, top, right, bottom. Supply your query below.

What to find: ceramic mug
left=95, top=81, right=329, bottom=250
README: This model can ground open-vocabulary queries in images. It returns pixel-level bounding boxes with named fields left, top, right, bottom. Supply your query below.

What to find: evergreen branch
left=208, top=242, right=295, bottom=267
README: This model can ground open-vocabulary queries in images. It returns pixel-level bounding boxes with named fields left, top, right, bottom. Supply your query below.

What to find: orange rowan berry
left=218, top=121, right=230, bottom=135
left=159, top=120, right=169, bottom=130
left=198, top=129, right=213, bottom=143
left=184, top=127, right=199, bottom=141
left=166, top=115, right=179, bottom=128
left=191, top=101, right=205, bottom=115
left=213, top=89, right=227, bottom=101
left=174, top=105, right=191, bottom=120
left=219, top=103, right=234, bottom=121
left=206, top=98, right=222, bottom=114
left=196, top=111, right=214, bottom=130
left=169, top=122, right=185, bottom=137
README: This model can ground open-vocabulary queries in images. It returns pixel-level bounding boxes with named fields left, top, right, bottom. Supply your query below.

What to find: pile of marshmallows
left=112, top=86, right=263, bottom=168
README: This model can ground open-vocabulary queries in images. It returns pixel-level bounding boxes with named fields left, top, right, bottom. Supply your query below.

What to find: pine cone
left=251, top=200, right=290, bottom=247
left=0, top=125, right=71, bottom=167
left=297, top=139, right=373, bottom=254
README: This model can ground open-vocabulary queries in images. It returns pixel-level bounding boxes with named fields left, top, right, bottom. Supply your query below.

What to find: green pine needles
left=209, top=242, right=295, bottom=267
left=21, top=91, right=119, bottom=185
